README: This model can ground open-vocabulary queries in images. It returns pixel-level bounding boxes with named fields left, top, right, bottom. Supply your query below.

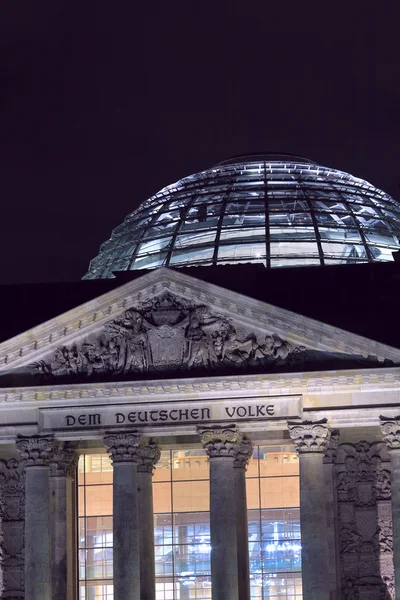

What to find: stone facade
left=0, top=270, right=399, bottom=598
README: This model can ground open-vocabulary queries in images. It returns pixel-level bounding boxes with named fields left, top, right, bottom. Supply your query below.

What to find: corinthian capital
left=137, top=441, right=161, bottom=474
left=323, top=429, right=340, bottom=464
left=103, top=431, right=141, bottom=464
left=288, top=419, right=331, bottom=454
left=198, top=426, right=243, bottom=458
left=50, top=446, right=79, bottom=477
left=16, top=436, right=54, bottom=467
left=380, top=416, right=400, bottom=450
left=233, top=438, right=254, bottom=469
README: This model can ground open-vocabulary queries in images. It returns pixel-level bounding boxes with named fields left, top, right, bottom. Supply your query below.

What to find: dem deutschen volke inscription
left=39, top=396, right=302, bottom=431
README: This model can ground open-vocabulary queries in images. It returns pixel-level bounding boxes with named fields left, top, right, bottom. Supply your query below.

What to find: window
left=78, top=446, right=301, bottom=600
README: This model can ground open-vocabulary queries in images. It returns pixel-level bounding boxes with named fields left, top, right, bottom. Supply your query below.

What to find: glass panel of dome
left=132, top=252, right=167, bottom=270
left=310, top=199, right=348, bottom=212
left=143, top=223, right=178, bottom=239
left=175, top=231, right=217, bottom=248
left=318, top=226, right=361, bottom=241
left=367, top=245, right=397, bottom=261
left=217, top=243, right=266, bottom=262
left=320, top=241, right=368, bottom=260
left=270, top=241, right=319, bottom=259
left=219, top=227, right=265, bottom=242
left=271, top=258, right=321, bottom=267
left=269, top=227, right=317, bottom=242
left=169, top=247, right=214, bottom=266
left=224, top=199, right=265, bottom=213
left=222, top=213, right=265, bottom=228
left=136, top=237, right=172, bottom=255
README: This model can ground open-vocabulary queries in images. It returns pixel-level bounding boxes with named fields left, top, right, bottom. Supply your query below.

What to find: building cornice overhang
left=0, top=365, right=399, bottom=407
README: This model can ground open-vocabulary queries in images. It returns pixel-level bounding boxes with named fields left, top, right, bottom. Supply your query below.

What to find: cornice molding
left=0, top=366, right=399, bottom=406
left=1, top=268, right=400, bottom=371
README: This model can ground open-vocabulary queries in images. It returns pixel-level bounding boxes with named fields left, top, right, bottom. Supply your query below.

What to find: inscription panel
left=39, top=395, right=302, bottom=432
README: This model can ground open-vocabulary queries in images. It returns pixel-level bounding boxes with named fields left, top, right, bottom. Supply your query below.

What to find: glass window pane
left=172, top=481, right=210, bottom=512
left=246, top=477, right=260, bottom=509
left=172, top=449, right=209, bottom=481
left=153, top=482, right=172, bottom=513
left=153, top=450, right=172, bottom=482
left=217, top=243, right=266, bottom=262
left=169, top=247, right=214, bottom=266
left=260, top=477, right=300, bottom=508
left=85, top=485, right=113, bottom=517
left=175, top=230, right=217, bottom=248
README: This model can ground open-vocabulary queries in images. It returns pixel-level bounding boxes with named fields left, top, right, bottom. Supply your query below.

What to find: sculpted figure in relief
left=32, top=292, right=301, bottom=378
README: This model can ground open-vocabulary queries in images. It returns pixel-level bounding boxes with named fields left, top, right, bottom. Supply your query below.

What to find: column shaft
left=234, top=466, right=250, bottom=600
left=288, top=420, right=331, bottom=600
left=138, top=470, right=156, bottom=600
left=209, top=456, right=238, bottom=600
left=113, top=462, right=140, bottom=600
left=17, top=436, right=54, bottom=600
left=25, top=466, right=52, bottom=600
left=50, top=476, right=68, bottom=600
left=299, top=454, right=330, bottom=600
left=50, top=447, right=78, bottom=600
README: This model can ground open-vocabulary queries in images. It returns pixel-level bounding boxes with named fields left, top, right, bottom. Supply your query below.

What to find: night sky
left=1, top=1, right=398, bottom=284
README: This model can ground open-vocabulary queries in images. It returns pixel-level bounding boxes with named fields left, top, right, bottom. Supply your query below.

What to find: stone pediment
left=0, top=268, right=400, bottom=384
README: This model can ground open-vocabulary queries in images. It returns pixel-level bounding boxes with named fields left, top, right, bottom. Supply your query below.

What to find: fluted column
left=137, top=441, right=161, bottom=600
left=199, top=426, right=243, bottom=600
left=380, top=416, right=400, bottom=600
left=16, top=435, right=54, bottom=600
left=49, top=445, right=78, bottom=600
left=104, top=431, right=141, bottom=600
left=233, top=438, right=253, bottom=600
left=288, top=419, right=331, bottom=600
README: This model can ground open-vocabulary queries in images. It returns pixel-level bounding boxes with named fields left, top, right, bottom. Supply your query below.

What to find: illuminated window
left=78, top=446, right=301, bottom=599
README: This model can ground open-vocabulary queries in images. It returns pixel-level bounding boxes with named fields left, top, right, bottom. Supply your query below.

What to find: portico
left=0, top=268, right=399, bottom=599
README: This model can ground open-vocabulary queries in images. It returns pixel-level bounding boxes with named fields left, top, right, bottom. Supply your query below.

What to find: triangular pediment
left=1, top=268, right=399, bottom=386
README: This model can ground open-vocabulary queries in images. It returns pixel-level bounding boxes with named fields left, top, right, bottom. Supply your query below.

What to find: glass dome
left=84, top=154, right=400, bottom=279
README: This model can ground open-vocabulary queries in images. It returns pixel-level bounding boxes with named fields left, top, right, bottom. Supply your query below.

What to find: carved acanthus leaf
left=233, top=438, right=254, bottom=469
left=136, top=442, right=161, bottom=474
left=323, top=429, right=340, bottom=464
left=16, top=436, right=54, bottom=467
left=103, top=432, right=141, bottom=464
left=287, top=419, right=331, bottom=453
left=49, top=447, right=79, bottom=478
left=198, top=426, right=243, bottom=458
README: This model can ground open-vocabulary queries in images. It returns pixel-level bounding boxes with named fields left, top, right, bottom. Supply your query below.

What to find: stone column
left=137, top=441, right=161, bottom=600
left=323, top=429, right=340, bottom=600
left=104, top=431, right=141, bottom=600
left=288, top=419, right=331, bottom=600
left=380, top=415, right=400, bottom=600
left=49, top=445, right=78, bottom=600
left=16, top=435, right=54, bottom=600
left=233, top=437, right=253, bottom=600
left=199, top=426, right=243, bottom=600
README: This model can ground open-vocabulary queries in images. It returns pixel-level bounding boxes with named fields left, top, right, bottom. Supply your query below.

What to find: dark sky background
left=0, top=1, right=398, bottom=284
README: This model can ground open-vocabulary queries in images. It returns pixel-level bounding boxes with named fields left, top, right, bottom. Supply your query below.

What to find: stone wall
left=335, top=441, right=394, bottom=600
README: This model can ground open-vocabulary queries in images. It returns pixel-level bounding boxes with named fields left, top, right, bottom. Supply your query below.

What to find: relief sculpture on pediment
left=31, top=292, right=306, bottom=379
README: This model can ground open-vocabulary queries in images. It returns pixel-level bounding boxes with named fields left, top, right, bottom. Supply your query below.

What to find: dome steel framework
left=84, top=155, right=400, bottom=279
